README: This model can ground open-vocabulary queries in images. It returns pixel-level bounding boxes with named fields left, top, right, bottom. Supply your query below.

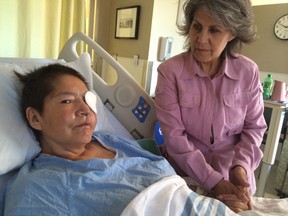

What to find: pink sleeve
left=231, top=64, right=266, bottom=174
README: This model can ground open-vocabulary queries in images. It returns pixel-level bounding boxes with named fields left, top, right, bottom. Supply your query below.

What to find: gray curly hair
left=178, top=0, right=257, bottom=57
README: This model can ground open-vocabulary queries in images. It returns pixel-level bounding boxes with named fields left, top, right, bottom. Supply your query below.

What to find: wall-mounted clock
left=274, top=14, right=288, bottom=40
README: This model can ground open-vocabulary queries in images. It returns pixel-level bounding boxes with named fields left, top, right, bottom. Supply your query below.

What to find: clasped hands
left=213, top=166, right=252, bottom=213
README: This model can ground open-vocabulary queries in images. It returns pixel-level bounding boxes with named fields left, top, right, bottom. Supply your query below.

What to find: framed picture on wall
left=115, top=5, right=140, bottom=39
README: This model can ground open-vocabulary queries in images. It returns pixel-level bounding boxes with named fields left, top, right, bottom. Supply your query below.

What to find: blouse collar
left=180, top=51, right=240, bottom=81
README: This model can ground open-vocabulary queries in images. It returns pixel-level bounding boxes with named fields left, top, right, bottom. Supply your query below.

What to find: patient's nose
left=78, top=100, right=91, bottom=116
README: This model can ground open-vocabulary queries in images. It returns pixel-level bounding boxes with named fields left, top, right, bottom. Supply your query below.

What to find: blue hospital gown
left=1, top=132, right=176, bottom=216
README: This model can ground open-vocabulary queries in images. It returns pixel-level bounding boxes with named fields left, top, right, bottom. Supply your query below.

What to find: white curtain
left=0, top=0, right=96, bottom=59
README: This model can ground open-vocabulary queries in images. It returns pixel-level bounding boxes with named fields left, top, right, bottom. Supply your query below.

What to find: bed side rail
left=59, top=32, right=156, bottom=139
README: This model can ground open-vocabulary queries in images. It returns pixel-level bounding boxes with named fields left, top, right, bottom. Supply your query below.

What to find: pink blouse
left=154, top=51, right=267, bottom=195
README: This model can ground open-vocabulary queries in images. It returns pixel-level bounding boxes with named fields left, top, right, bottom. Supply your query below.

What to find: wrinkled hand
left=213, top=179, right=251, bottom=213
left=229, top=166, right=252, bottom=210
left=213, top=166, right=253, bottom=212
left=229, top=166, right=250, bottom=188
left=216, top=193, right=251, bottom=213
left=213, top=179, right=246, bottom=200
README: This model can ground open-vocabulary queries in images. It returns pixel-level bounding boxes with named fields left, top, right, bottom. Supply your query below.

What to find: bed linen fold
left=122, top=175, right=288, bottom=216
left=239, top=197, right=288, bottom=216
left=121, top=175, right=238, bottom=216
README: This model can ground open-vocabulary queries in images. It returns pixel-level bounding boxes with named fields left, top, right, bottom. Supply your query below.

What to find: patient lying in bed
left=0, top=64, right=176, bottom=215
left=0, top=63, right=242, bottom=216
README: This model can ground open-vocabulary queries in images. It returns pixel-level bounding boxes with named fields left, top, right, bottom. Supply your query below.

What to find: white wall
left=148, top=0, right=185, bottom=61
left=147, top=0, right=186, bottom=96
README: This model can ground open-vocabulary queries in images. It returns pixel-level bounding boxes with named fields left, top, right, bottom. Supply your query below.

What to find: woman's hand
left=229, top=166, right=250, bottom=188
left=216, top=194, right=251, bottom=213
left=213, top=179, right=247, bottom=200
left=229, top=166, right=252, bottom=210
left=213, top=179, right=251, bottom=212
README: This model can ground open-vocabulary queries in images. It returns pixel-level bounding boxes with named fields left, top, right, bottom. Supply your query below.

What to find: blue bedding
left=0, top=132, right=175, bottom=216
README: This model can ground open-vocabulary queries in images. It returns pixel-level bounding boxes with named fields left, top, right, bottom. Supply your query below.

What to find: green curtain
left=0, top=0, right=88, bottom=59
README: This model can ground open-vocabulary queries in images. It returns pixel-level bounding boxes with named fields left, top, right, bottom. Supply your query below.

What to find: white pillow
left=0, top=53, right=131, bottom=175
left=0, top=63, right=40, bottom=175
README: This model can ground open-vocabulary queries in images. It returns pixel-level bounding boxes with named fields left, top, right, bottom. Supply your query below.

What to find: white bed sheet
left=121, top=175, right=237, bottom=216
left=122, top=175, right=288, bottom=216
left=240, top=197, right=288, bottom=216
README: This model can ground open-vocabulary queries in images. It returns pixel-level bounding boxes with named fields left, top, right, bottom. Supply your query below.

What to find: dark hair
left=16, top=64, right=88, bottom=139
left=178, top=0, right=257, bottom=57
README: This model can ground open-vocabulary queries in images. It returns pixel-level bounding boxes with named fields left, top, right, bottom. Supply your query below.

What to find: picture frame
left=115, top=5, right=140, bottom=39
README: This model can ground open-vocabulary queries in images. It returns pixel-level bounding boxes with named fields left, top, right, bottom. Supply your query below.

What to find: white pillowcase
left=0, top=53, right=131, bottom=175
left=0, top=63, right=40, bottom=175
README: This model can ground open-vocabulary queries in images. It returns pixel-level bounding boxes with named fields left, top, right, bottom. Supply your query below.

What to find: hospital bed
left=0, top=32, right=287, bottom=215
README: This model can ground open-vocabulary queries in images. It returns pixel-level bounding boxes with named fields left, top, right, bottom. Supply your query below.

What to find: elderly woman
left=155, top=0, right=267, bottom=212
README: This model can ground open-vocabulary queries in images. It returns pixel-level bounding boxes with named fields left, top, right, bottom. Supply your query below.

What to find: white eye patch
left=84, top=91, right=97, bottom=114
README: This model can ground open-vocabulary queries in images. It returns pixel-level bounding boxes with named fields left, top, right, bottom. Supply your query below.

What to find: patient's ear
left=26, top=107, right=43, bottom=130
